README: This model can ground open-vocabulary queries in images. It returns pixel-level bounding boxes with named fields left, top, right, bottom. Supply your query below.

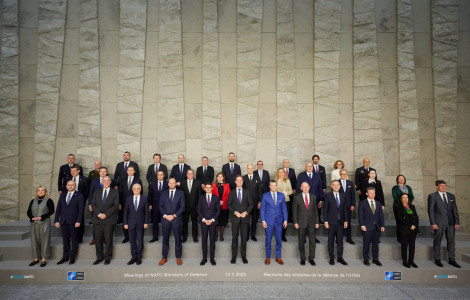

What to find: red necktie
left=305, top=194, right=309, bottom=210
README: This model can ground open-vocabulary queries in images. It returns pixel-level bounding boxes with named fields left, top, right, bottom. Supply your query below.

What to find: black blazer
left=54, top=191, right=84, bottom=225
left=355, top=166, right=376, bottom=191
left=242, top=174, right=262, bottom=204
left=91, top=188, right=120, bottom=225
left=119, top=177, right=143, bottom=204
left=197, top=194, right=221, bottom=224
left=58, top=164, right=83, bottom=192
left=227, top=188, right=253, bottom=224
left=180, top=179, right=202, bottom=210
left=253, top=169, right=270, bottom=193
left=113, top=161, right=140, bottom=185
left=221, top=163, right=241, bottom=190
left=285, top=168, right=297, bottom=191
left=395, top=204, right=420, bottom=235
left=292, top=192, right=318, bottom=228
left=360, top=180, right=385, bottom=206
left=146, top=163, right=168, bottom=184
left=195, top=165, right=215, bottom=186
left=123, top=195, right=149, bottom=229
left=323, top=192, right=348, bottom=224
left=169, top=163, right=191, bottom=184
left=64, top=175, right=89, bottom=202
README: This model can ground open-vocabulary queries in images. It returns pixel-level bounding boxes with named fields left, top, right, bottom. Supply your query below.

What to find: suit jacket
left=227, top=188, right=253, bottom=224
left=146, top=163, right=168, bottom=184
left=354, top=166, right=376, bottom=191
left=58, top=164, right=83, bottom=192
left=169, top=163, right=191, bottom=184
left=181, top=179, right=202, bottom=210
left=197, top=194, right=221, bottom=224
left=323, top=192, right=348, bottom=224
left=91, top=188, right=120, bottom=225
left=296, top=171, right=324, bottom=202
left=123, top=195, right=149, bottom=229
left=195, top=165, right=215, bottom=186
left=119, top=177, right=143, bottom=204
left=292, top=192, right=318, bottom=228
left=242, top=174, right=262, bottom=205
left=221, top=163, right=241, bottom=190
left=285, top=168, right=297, bottom=191
left=159, top=189, right=185, bottom=221
left=113, top=161, right=140, bottom=185
left=427, top=191, right=459, bottom=226
left=260, top=191, right=288, bottom=226
left=148, top=180, right=169, bottom=208
left=360, top=180, right=385, bottom=206
left=253, top=169, right=270, bottom=193
left=358, top=199, right=385, bottom=231
left=339, top=179, right=356, bottom=208
left=395, top=204, right=420, bottom=235
left=63, top=175, right=89, bottom=202
left=88, top=177, right=116, bottom=205
left=54, top=191, right=84, bottom=225
left=313, top=164, right=327, bottom=190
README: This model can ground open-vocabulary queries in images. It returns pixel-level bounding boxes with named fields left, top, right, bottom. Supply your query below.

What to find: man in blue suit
left=221, top=152, right=241, bottom=190
left=54, top=180, right=84, bottom=265
left=339, top=169, right=356, bottom=244
left=124, top=183, right=149, bottom=265
left=260, top=180, right=288, bottom=265
left=169, top=154, right=191, bottom=188
left=159, top=178, right=185, bottom=266
left=358, top=186, right=385, bottom=266
left=113, top=151, right=140, bottom=186
left=323, top=180, right=348, bottom=265
left=197, top=182, right=221, bottom=266
left=118, top=165, right=143, bottom=244
left=66, top=164, right=88, bottom=243
left=296, top=162, right=321, bottom=243
left=148, top=170, right=168, bottom=242
left=57, top=154, right=83, bottom=195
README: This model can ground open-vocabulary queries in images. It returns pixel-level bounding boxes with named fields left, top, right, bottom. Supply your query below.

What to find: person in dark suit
left=260, top=181, right=288, bottom=265
left=169, top=154, right=191, bottom=188
left=359, top=169, right=385, bottom=208
left=196, top=156, right=214, bottom=190
left=312, top=155, right=326, bottom=224
left=221, top=152, right=241, bottom=190
left=292, top=182, right=319, bottom=266
left=123, top=183, right=149, bottom=265
left=146, top=153, right=168, bottom=184
left=113, top=151, right=140, bottom=186
left=358, top=186, right=385, bottom=266
left=197, top=182, right=221, bottom=266
left=67, top=165, right=88, bottom=243
left=148, top=170, right=168, bottom=243
left=396, top=193, right=419, bottom=268
left=323, top=180, right=349, bottom=266
left=181, top=169, right=202, bottom=243
left=254, top=160, right=270, bottom=193
left=212, top=172, right=230, bottom=241
left=91, top=176, right=120, bottom=265
left=54, top=180, right=84, bottom=265
left=228, top=175, right=253, bottom=264
left=355, top=157, right=376, bottom=197
left=283, top=159, right=297, bottom=196
left=57, top=154, right=83, bottom=195
left=118, top=165, right=143, bottom=243
left=339, top=169, right=356, bottom=244
left=243, top=164, right=262, bottom=242
left=428, top=180, right=461, bottom=268
left=159, top=178, right=185, bottom=266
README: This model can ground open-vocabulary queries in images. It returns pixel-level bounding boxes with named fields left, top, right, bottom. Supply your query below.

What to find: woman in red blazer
left=212, top=172, right=230, bottom=241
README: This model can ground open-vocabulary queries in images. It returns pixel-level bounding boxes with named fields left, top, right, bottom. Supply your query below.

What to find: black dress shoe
left=69, top=257, right=76, bottom=265
left=122, top=238, right=129, bottom=243
left=435, top=260, right=443, bottom=267
left=182, top=237, right=187, bottom=243
left=372, top=259, right=382, bottom=266
left=316, top=238, right=320, bottom=244
left=319, top=220, right=324, bottom=224
left=200, top=258, right=207, bottom=266
left=449, top=260, right=461, bottom=268
left=230, top=257, right=236, bottom=264
left=40, top=261, right=47, bottom=267
left=309, top=259, right=316, bottom=266
left=136, top=258, right=142, bottom=265
left=242, top=257, right=248, bottom=264
left=329, top=258, right=335, bottom=265
left=104, top=260, right=110, bottom=265
left=57, top=257, right=69, bottom=265
left=338, top=258, right=348, bottom=265
left=149, top=237, right=158, bottom=243
left=251, top=236, right=257, bottom=242
left=127, top=258, right=137, bottom=265
left=210, top=258, right=216, bottom=266
left=410, top=261, right=418, bottom=268
left=300, top=259, right=305, bottom=265
left=193, top=237, right=198, bottom=243
left=364, top=260, right=370, bottom=266
left=282, top=237, right=287, bottom=242
left=346, top=238, right=355, bottom=245
left=93, top=259, right=103, bottom=265
left=29, top=260, right=39, bottom=266
left=403, top=262, right=410, bottom=268
left=220, top=236, right=224, bottom=241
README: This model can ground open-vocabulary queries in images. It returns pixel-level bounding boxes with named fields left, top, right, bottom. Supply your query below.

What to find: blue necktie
left=134, top=196, right=138, bottom=212
left=238, top=189, right=242, bottom=204
left=66, top=193, right=72, bottom=205
left=124, top=163, right=128, bottom=172
left=309, top=173, right=312, bottom=179
left=335, top=193, right=340, bottom=220
left=102, top=190, right=107, bottom=204
left=273, top=193, right=277, bottom=206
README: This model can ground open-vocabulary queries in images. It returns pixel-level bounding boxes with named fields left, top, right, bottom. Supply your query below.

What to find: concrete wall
left=0, top=0, right=469, bottom=229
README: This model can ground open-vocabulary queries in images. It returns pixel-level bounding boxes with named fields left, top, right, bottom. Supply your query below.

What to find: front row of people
left=28, top=179, right=461, bottom=269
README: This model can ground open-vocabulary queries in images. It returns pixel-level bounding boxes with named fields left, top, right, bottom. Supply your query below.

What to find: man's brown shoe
left=158, top=258, right=167, bottom=266
left=265, top=258, right=270, bottom=265
left=275, top=258, right=284, bottom=265
left=177, top=258, right=182, bottom=265
left=89, top=239, right=95, bottom=245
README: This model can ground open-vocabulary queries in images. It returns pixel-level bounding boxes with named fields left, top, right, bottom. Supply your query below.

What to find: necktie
left=308, top=173, right=312, bottom=179
left=273, top=193, right=277, bottom=206
left=342, top=180, right=346, bottom=192
left=315, top=166, right=318, bottom=173
left=155, top=164, right=158, bottom=174
left=259, top=170, right=262, bottom=180
left=204, top=167, right=207, bottom=175
left=238, top=189, right=242, bottom=204
left=335, top=194, right=340, bottom=220
left=230, top=164, right=234, bottom=173
left=102, top=190, right=107, bottom=204
left=370, top=200, right=375, bottom=214
left=100, top=178, right=103, bottom=189
left=134, top=196, right=138, bottom=212
left=66, top=193, right=72, bottom=205
left=304, top=194, right=309, bottom=210
left=180, top=165, right=183, bottom=175
left=442, top=193, right=448, bottom=205
left=286, top=168, right=289, bottom=176
left=74, top=177, right=78, bottom=191
left=170, top=190, right=174, bottom=202
left=207, top=194, right=210, bottom=206
left=158, top=181, right=162, bottom=192
left=124, top=163, right=128, bottom=172
left=128, top=177, right=131, bottom=189
left=188, top=180, right=192, bottom=193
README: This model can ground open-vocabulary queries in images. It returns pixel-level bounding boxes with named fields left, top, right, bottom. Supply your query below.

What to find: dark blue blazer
left=54, top=191, right=84, bottom=225
left=358, top=199, right=385, bottom=231
left=159, top=189, right=185, bottom=221
left=197, top=194, right=221, bottom=224
left=58, top=164, right=83, bottom=192
left=315, top=165, right=327, bottom=190
left=260, top=191, right=288, bottom=226
left=296, top=171, right=324, bottom=202
left=62, top=175, right=89, bottom=202
left=169, top=163, right=191, bottom=184
left=113, top=161, right=140, bottom=186
left=286, top=168, right=297, bottom=191
left=88, top=177, right=116, bottom=205
left=221, top=163, right=241, bottom=190
left=148, top=180, right=169, bottom=207
left=123, top=195, right=149, bottom=229
left=119, top=177, right=143, bottom=199
left=253, top=169, right=270, bottom=193
left=339, top=179, right=356, bottom=208
left=323, top=192, right=348, bottom=224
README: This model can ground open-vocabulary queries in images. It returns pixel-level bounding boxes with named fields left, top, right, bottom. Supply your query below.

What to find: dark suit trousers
left=328, top=221, right=344, bottom=259
left=362, top=229, right=380, bottom=261
left=182, top=207, right=198, bottom=239
left=201, top=222, right=217, bottom=259
left=151, top=207, right=160, bottom=238
left=400, top=231, right=417, bottom=263
left=344, top=209, right=352, bottom=239
left=118, top=200, right=129, bottom=239
left=61, top=224, right=78, bottom=259
left=249, top=206, right=259, bottom=238
left=78, top=213, right=85, bottom=242
left=231, top=221, right=249, bottom=258
left=433, top=225, right=455, bottom=261
left=298, top=226, right=316, bottom=260
left=129, top=227, right=144, bottom=259
left=95, top=223, right=114, bottom=261
left=162, top=219, right=182, bottom=258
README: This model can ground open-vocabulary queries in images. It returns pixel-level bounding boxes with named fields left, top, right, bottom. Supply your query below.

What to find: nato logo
left=67, top=271, right=84, bottom=281
left=385, top=272, right=401, bottom=281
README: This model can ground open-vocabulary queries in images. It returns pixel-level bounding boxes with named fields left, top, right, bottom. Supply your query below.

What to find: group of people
left=27, top=152, right=461, bottom=269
